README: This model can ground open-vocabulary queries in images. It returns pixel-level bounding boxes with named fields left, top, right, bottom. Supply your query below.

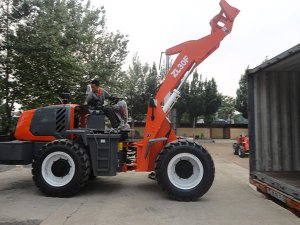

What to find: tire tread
left=155, top=139, right=215, bottom=201
left=32, top=139, right=90, bottom=197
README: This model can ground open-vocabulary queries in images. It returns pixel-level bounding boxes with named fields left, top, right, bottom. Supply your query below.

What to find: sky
left=90, top=0, right=300, bottom=97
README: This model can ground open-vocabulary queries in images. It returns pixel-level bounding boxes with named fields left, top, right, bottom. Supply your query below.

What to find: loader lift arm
left=135, top=0, right=239, bottom=171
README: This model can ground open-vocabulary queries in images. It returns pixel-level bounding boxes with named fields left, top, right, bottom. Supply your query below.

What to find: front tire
left=155, top=140, right=215, bottom=201
left=32, top=139, right=91, bottom=197
left=238, top=146, right=246, bottom=158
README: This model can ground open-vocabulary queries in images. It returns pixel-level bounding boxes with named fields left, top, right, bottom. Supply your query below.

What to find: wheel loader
left=0, top=0, right=239, bottom=201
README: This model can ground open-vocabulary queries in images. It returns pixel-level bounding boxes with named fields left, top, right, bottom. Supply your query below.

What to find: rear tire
left=233, top=143, right=238, bottom=155
left=155, top=139, right=215, bottom=201
left=32, top=139, right=91, bottom=197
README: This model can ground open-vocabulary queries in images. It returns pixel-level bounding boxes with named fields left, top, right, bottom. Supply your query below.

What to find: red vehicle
left=233, top=134, right=249, bottom=158
left=0, top=0, right=239, bottom=201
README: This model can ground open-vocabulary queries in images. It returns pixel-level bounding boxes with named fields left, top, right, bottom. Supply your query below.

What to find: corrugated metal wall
left=253, top=72, right=300, bottom=171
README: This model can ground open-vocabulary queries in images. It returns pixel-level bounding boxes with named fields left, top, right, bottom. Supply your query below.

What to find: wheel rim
left=42, top=151, right=75, bottom=187
left=167, top=153, right=204, bottom=190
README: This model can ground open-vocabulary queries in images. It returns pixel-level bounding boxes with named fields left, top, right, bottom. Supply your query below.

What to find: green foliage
left=188, top=71, right=204, bottom=123
left=176, top=82, right=189, bottom=123
left=0, top=0, right=33, bottom=133
left=176, top=71, right=222, bottom=125
left=145, top=62, right=159, bottom=98
left=0, top=0, right=128, bottom=133
left=217, top=95, right=236, bottom=123
left=124, top=54, right=161, bottom=121
left=13, top=0, right=128, bottom=109
left=235, top=69, right=248, bottom=119
left=123, top=57, right=222, bottom=124
left=124, top=54, right=147, bottom=121
left=202, top=78, right=222, bottom=124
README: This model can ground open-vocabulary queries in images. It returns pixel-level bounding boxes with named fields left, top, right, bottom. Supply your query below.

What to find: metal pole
left=166, top=55, right=170, bottom=72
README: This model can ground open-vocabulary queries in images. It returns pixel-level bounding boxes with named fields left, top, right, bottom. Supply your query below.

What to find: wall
left=129, top=125, right=248, bottom=140
left=176, top=128, right=210, bottom=139
left=211, top=128, right=223, bottom=139
left=231, top=128, right=248, bottom=139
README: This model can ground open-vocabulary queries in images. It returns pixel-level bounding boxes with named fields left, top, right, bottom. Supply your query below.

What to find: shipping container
left=247, top=44, right=300, bottom=214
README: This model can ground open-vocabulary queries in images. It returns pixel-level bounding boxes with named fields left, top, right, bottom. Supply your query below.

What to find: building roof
left=247, top=43, right=300, bottom=75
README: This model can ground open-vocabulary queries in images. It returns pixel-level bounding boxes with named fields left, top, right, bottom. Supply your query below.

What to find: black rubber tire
left=233, top=143, right=238, bottom=155
left=32, top=139, right=91, bottom=197
left=238, top=146, right=246, bottom=158
left=155, top=139, right=215, bottom=201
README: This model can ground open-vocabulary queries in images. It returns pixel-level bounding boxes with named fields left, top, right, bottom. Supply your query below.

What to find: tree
left=124, top=54, right=148, bottom=121
left=175, top=82, right=190, bottom=123
left=202, top=78, right=222, bottom=124
left=83, top=30, right=128, bottom=95
left=217, top=95, right=236, bottom=123
left=187, top=70, right=203, bottom=124
left=13, top=0, right=128, bottom=110
left=145, top=62, right=159, bottom=98
left=0, top=0, right=128, bottom=134
left=175, top=73, right=222, bottom=125
left=124, top=56, right=162, bottom=121
left=235, top=69, right=248, bottom=119
left=0, top=0, right=38, bottom=134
